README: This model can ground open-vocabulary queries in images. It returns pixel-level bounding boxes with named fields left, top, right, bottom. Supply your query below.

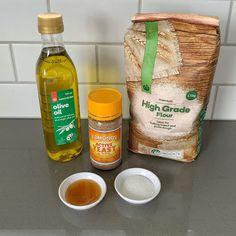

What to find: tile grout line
left=210, top=85, right=219, bottom=120
left=0, top=81, right=126, bottom=86
left=0, top=81, right=35, bottom=85
left=3, top=40, right=236, bottom=46
left=47, top=0, right=51, bottom=12
left=138, top=0, right=142, bottom=13
left=213, top=83, right=236, bottom=86
left=0, top=41, right=124, bottom=46
left=0, top=81, right=18, bottom=85
left=95, top=45, right=99, bottom=83
left=0, top=81, right=234, bottom=87
left=221, top=43, right=236, bottom=46
left=0, top=41, right=41, bottom=45
left=224, top=0, right=234, bottom=44
left=79, top=82, right=125, bottom=85
left=65, top=42, right=124, bottom=46
left=9, top=44, right=19, bottom=83
left=206, top=118, right=236, bottom=122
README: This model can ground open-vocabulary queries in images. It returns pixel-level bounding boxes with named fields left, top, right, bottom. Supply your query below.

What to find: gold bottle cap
left=38, top=13, right=64, bottom=34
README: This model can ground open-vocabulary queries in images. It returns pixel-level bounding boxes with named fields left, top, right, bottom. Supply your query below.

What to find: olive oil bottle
left=36, top=13, right=82, bottom=162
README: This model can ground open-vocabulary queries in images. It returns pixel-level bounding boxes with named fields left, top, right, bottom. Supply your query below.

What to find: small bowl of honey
left=58, top=172, right=107, bottom=210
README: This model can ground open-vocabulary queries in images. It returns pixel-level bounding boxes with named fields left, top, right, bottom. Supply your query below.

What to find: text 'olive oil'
left=36, top=13, right=82, bottom=162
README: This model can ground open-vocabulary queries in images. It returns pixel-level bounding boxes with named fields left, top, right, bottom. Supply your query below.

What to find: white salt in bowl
left=114, top=168, right=161, bottom=205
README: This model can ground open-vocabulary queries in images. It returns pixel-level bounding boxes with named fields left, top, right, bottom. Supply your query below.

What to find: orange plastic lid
left=88, top=88, right=122, bottom=121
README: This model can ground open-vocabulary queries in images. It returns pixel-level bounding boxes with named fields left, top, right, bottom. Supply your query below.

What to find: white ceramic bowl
left=114, top=168, right=161, bottom=205
left=58, top=172, right=107, bottom=210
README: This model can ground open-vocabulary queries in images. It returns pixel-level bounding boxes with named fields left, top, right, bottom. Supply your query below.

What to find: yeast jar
left=88, top=88, right=122, bottom=170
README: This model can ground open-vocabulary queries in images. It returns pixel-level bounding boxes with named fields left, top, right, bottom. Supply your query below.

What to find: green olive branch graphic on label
left=56, top=119, right=75, bottom=134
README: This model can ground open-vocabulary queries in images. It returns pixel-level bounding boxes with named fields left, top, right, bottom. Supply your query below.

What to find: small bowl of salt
left=114, top=168, right=161, bottom=205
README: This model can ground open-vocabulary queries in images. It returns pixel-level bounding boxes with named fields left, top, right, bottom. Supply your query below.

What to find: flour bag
left=125, top=13, right=220, bottom=162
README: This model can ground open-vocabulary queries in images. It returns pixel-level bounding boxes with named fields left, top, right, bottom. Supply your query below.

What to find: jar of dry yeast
left=88, top=88, right=122, bottom=170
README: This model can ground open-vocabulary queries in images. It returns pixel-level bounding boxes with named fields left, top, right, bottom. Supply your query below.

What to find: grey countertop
left=0, top=119, right=236, bottom=236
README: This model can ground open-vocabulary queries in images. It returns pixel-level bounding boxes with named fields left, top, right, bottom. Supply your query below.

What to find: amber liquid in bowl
left=65, top=179, right=101, bottom=206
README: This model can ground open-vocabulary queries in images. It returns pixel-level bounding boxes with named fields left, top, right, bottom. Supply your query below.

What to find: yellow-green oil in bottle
left=36, top=46, right=82, bottom=162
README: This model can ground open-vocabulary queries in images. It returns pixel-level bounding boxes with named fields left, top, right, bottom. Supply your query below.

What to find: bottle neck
left=41, top=33, right=64, bottom=48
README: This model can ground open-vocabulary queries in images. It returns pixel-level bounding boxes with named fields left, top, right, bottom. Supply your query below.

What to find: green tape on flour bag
left=141, top=22, right=158, bottom=94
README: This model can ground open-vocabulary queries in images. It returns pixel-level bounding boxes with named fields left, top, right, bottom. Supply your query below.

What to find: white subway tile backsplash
left=227, top=2, right=236, bottom=43
left=0, top=1, right=235, bottom=120
left=141, top=0, right=230, bottom=42
left=98, top=45, right=125, bottom=84
left=213, top=86, right=236, bottom=120
left=79, top=84, right=129, bottom=118
left=205, top=86, right=216, bottom=120
left=0, top=0, right=47, bottom=41
left=13, top=44, right=41, bottom=82
left=0, top=45, right=15, bottom=82
left=0, top=84, right=128, bottom=118
left=0, top=82, right=217, bottom=119
left=0, top=84, right=40, bottom=118
left=214, top=46, right=236, bottom=85
left=50, top=0, right=139, bottom=43
left=66, top=45, right=97, bottom=83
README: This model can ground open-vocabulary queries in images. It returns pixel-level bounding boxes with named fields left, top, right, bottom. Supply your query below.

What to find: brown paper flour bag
left=125, top=13, right=220, bottom=162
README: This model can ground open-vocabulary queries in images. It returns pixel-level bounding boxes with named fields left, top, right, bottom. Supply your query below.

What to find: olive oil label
left=50, top=89, right=77, bottom=145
